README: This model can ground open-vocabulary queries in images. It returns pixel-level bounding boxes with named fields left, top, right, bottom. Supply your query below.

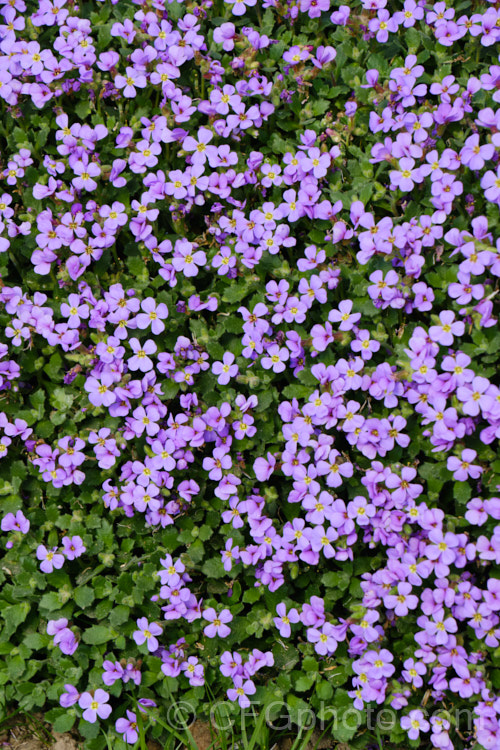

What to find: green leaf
left=50, top=387, right=74, bottom=411
left=286, top=694, right=313, bottom=727
left=162, top=380, right=180, bottom=400
left=187, top=539, right=204, bottom=564
left=23, top=633, right=48, bottom=650
left=331, top=711, right=362, bottom=743
left=222, top=284, right=251, bottom=304
left=201, top=557, right=225, bottom=579
left=53, top=712, right=76, bottom=733
left=82, top=625, right=114, bottom=645
left=281, top=385, right=311, bottom=400
left=39, top=592, right=63, bottom=612
left=2, top=602, right=30, bottom=639
left=293, top=673, right=315, bottom=692
left=322, top=570, right=350, bottom=591
left=454, top=481, right=472, bottom=504
left=302, top=657, right=319, bottom=672
left=273, top=642, right=299, bottom=672
left=109, top=605, right=130, bottom=627
left=75, top=100, right=92, bottom=120
left=198, top=525, right=213, bottom=542
left=74, top=586, right=95, bottom=609
left=242, top=588, right=261, bottom=604
left=7, top=654, right=25, bottom=680
left=79, top=718, right=100, bottom=739
left=30, top=389, right=45, bottom=419
left=37, top=420, right=55, bottom=438
left=316, top=680, right=333, bottom=700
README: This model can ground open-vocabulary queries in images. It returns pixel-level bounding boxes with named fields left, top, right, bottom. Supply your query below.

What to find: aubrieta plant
left=0, top=0, right=499, bottom=748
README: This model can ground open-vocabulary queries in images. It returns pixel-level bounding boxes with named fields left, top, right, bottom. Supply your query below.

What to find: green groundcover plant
left=0, top=0, right=499, bottom=748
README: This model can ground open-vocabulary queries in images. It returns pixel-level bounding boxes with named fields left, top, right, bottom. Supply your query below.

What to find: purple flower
left=383, top=582, right=419, bottom=616
left=401, top=710, right=430, bottom=740
left=225, top=0, right=257, bottom=16
left=115, top=67, right=147, bottom=98
left=273, top=603, right=300, bottom=638
left=60, top=684, right=80, bottom=708
left=1, top=510, right=29, bottom=534
left=481, top=168, right=500, bottom=203
left=390, top=157, right=423, bottom=192
left=261, top=344, right=289, bottom=373
left=128, top=338, right=157, bottom=373
left=61, top=535, right=86, bottom=560
left=253, top=453, right=276, bottom=481
left=307, top=622, right=338, bottom=655
left=47, top=618, right=69, bottom=638
left=203, top=447, right=232, bottom=481
left=221, top=538, right=240, bottom=572
left=329, top=300, right=361, bottom=330
left=447, top=449, right=483, bottom=481
left=172, top=241, right=207, bottom=278
left=133, top=618, right=162, bottom=652
left=213, top=23, right=237, bottom=51
left=212, top=353, right=239, bottom=385
left=84, top=374, right=116, bottom=408
left=136, top=298, right=169, bottom=334
left=36, top=545, right=65, bottom=573
left=72, top=157, right=101, bottom=192
left=203, top=607, right=232, bottom=638
left=428, top=310, right=464, bottom=346
left=57, top=629, right=79, bottom=656
left=227, top=675, right=256, bottom=707
left=182, top=656, right=205, bottom=686
left=402, top=658, right=426, bottom=688
left=368, top=9, right=398, bottom=42
left=115, top=711, right=139, bottom=744
left=78, top=689, right=112, bottom=723
left=350, top=609, right=380, bottom=642
left=283, top=46, right=310, bottom=65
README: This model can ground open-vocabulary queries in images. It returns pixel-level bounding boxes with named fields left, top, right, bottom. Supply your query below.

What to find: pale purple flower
left=1, top=510, right=29, bottom=534
left=36, top=545, right=65, bottom=573
left=221, top=538, right=240, bottom=571
left=481, top=167, right=500, bottom=203
left=212, top=353, right=239, bottom=385
left=60, top=684, right=80, bottom=708
left=428, top=310, right=464, bottom=346
left=84, top=374, right=116, bottom=408
left=128, top=338, right=157, bottom=373
left=182, top=656, right=205, bottom=687
left=273, top=603, right=300, bottom=638
left=283, top=45, right=310, bottom=65
left=328, top=300, right=361, bottom=330
left=390, top=157, right=423, bottom=192
left=261, top=344, right=289, bottom=373
left=133, top=618, right=162, bottom=652
left=203, top=607, right=232, bottom=638
left=401, top=709, right=430, bottom=740
left=115, top=67, right=147, bottom=98
left=447, top=449, right=483, bottom=481
left=78, top=690, right=112, bottom=723
left=172, top=242, right=207, bottom=278
left=383, top=582, right=419, bottom=616
left=227, top=675, right=256, bottom=707
left=115, top=711, right=139, bottom=744
left=225, top=0, right=257, bottom=15
left=61, top=535, right=86, bottom=560
left=72, top=157, right=101, bottom=192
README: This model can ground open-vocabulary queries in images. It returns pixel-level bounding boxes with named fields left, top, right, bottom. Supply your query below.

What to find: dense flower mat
left=0, top=0, right=500, bottom=747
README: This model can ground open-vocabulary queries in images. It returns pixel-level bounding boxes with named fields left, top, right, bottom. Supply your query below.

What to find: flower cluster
left=0, top=0, right=499, bottom=748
